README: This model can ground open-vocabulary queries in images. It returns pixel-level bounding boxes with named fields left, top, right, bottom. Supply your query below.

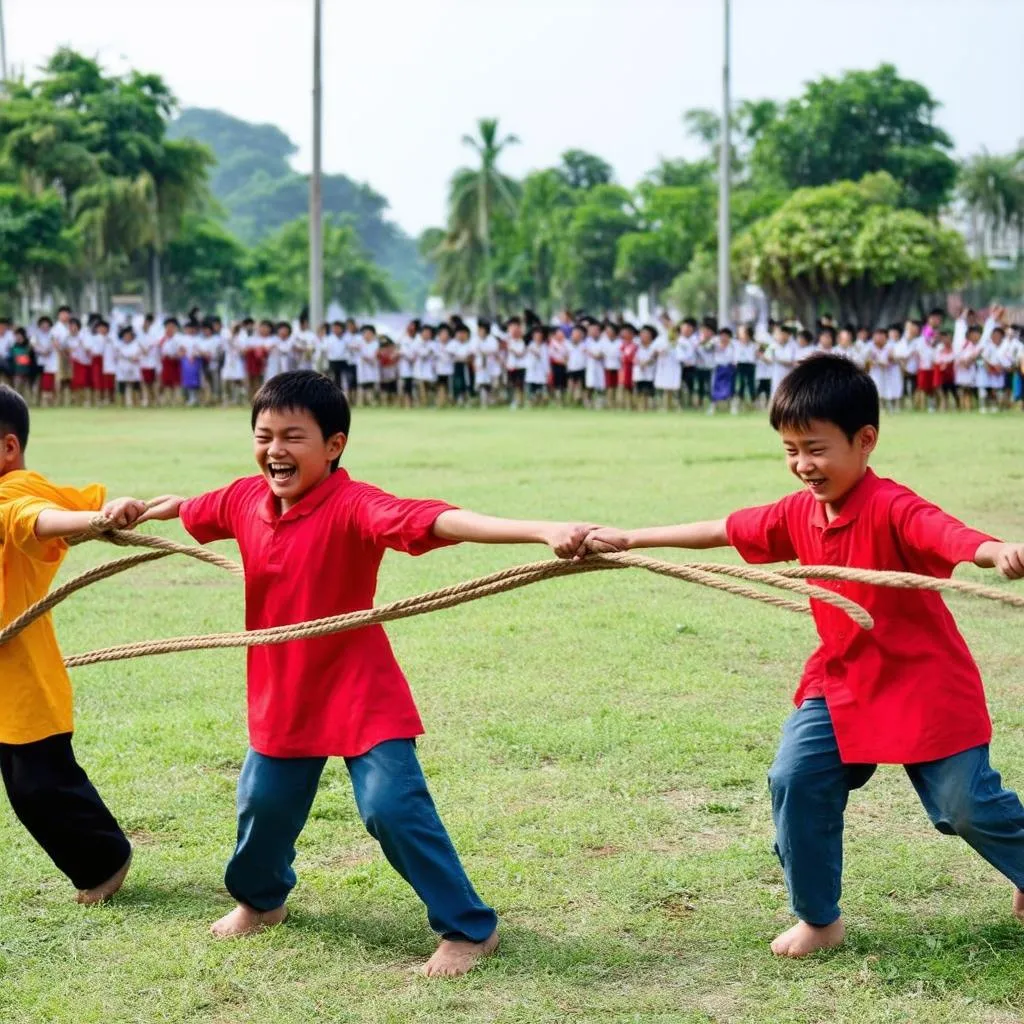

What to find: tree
left=555, top=185, right=636, bottom=312
left=682, top=99, right=779, bottom=174
left=245, top=216, right=398, bottom=317
left=163, top=213, right=246, bottom=312
left=734, top=172, right=973, bottom=327
left=615, top=183, right=716, bottom=303
left=749, top=64, right=957, bottom=214
left=0, top=185, right=71, bottom=309
left=668, top=248, right=719, bottom=317
left=0, top=48, right=214, bottom=309
left=558, top=149, right=613, bottom=191
left=442, top=118, right=521, bottom=314
left=958, top=150, right=1024, bottom=258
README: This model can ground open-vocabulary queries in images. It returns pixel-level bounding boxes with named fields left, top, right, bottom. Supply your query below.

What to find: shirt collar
left=811, top=467, right=879, bottom=531
left=258, top=467, right=350, bottom=524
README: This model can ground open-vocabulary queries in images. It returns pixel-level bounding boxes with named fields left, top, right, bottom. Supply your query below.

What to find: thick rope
left=2, top=518, right=1018, bottom=670
left=64, top=552, right=869, bottom=669
left=771, top=565, right=1024, bottom=611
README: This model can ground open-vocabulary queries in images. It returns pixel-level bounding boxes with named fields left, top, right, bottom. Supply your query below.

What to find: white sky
left=7, top=0, right=1024, bottom=236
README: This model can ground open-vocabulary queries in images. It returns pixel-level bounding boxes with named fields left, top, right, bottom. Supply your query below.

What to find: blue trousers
left=769, top=698, right=1024, bottom=927
left=226, top=739, right=497, bottom=942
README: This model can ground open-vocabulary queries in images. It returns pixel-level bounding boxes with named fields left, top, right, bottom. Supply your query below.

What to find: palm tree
left=71, top=174, right=155, bottom=309
left=959, top=152, right=1015, bottom=257
left=447, top=118, right=520, bottom=313
left=143, top=138, right=212, bottom=314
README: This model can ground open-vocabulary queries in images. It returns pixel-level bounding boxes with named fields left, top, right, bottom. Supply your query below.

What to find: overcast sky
left=7, top=0, right=1024, bottom=236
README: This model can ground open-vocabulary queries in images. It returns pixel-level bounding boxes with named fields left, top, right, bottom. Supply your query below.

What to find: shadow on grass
left=110, top=882, right=667, bottom=981
left=293, top=908, right=667, bottom=981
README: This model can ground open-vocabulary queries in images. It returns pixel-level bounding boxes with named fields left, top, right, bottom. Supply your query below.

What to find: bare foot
left=421, top=930, right=499, bottom=978
left=210, top=903, right=289, bottom=938
left=76, top=850, right=133, bottom=906
left=770, top=918, right=845, bottom=958
left=1013, top=889, right=1024, bottom=921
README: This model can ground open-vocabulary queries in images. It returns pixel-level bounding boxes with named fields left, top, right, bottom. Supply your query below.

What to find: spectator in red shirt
left=140, top=371, right=591, bottom=977
left=582, top=354, right=1024, bottom=959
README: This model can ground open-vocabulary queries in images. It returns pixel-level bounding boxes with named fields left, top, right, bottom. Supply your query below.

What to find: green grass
left=3, top=406, right=1024, bottom=1024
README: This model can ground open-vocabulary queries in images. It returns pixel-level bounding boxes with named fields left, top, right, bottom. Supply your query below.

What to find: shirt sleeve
left=350, top=485, right=459, bottom=556
left=0, top=496, right=67, bottom=562
left=181, top=479, right=248, bottom=544
left=0, top=480, right=105, bottom=562
left=726, top=497, right=798, bottom=564
left=890, top=491, right=996, bottom=577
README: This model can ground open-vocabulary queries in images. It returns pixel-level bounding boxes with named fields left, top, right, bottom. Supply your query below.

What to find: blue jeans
left=226, top=739, right=497, bottom=942
left=769, top=698, right=1024, bottom=927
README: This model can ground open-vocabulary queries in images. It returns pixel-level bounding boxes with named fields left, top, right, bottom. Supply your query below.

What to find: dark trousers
left=769, top=699, right=1024, bottom=926
left=227, top=739, right=497, bottom=941
left=0, top=732, right=130, bottom=890
left=735, top=363, right=756, bottom=401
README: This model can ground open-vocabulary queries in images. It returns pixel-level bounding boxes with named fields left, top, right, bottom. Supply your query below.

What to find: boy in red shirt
left=140, top=371, right=590, bottom=977
left=583, top=354, right=1024, bottom=958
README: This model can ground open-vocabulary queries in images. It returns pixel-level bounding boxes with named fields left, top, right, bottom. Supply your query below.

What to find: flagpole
left=717, top=0, right=731, bottom=328
left=309, top=0, right=324, bottom=328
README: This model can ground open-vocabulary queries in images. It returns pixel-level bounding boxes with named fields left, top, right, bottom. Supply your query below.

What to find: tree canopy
left=749, top=64, right=958, bottom=215
left=734, top=173, right=974, bottom=327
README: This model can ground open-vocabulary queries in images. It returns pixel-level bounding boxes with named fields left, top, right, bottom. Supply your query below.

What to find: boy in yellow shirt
left=0, top=386, right=145, bottom=903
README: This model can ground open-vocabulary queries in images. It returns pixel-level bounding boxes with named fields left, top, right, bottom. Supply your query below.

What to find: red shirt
left=726, top=469, right=995, bottom=765
left=181, top=470, right=456, bottom=758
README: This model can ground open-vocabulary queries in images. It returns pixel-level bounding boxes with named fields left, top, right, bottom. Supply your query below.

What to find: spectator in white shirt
left=356, top=324, right=381, bottom=405
left=633, top=325, right=658, bottom=411
left=32, top=316, right=60, bottom=408
left=733, top=323, right=758, bottom=409
left=564, top=324, right=587, bottom=406
left=472, top=319, right=501, bottom=408
left=115, top=326, right=143, bottom=407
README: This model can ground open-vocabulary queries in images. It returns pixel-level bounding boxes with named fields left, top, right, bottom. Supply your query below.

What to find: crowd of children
left=2, top=305, right=1023, bottom=415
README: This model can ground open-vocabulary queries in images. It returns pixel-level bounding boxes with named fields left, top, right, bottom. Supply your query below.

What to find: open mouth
left=267, top=462, right=298, bottom=483
left=803, top=477, right=828, bottom=491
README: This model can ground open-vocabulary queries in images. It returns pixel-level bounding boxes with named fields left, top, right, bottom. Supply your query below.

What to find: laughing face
left=780, top=419, right=876, bottom=513
left=253, top=407, right=346, bottom=511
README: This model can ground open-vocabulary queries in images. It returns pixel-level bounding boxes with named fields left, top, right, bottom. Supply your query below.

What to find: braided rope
left=2, top=517, right=1018, bottom=670
left=771, top=565, right=1024, bottom=610
left=65, top=552, right=865, bottom=669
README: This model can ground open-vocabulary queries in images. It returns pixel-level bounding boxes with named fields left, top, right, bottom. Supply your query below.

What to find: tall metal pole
left=0, top=0, right=9, bottom=85
left=309, top=0, right=324, bottom=328
left=716, top=0, right=731, bottom=328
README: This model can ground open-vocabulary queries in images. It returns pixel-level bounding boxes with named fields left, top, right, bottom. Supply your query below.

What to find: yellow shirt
left=0, top=470, right=104, bottom=744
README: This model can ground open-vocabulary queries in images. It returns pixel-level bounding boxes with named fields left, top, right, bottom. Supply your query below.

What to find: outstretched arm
left=585, top=519, right=730, bottom=554
left=137, top=495, right=186, bottom=524
left=433, top=509, right=593, bottom=559
left=35, top=497, right=148, bottom=540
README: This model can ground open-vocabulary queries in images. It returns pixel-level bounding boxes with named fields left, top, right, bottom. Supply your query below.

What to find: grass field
left=2, top=406, right=1024, bottom=1024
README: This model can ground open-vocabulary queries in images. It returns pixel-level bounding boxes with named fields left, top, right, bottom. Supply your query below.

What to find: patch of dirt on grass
left=696, top=986, right=744, bottom=1023
left=660, top=787, right=719, bottom=811
left=126, top=828, right=160, bottom=846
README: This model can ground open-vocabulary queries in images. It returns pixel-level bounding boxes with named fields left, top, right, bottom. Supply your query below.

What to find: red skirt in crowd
left=932, top=364, right=954, bottom=391
left=245, top=348, right=266, bottom=380
left=71, top=362, right=92, bottom=391
left=90, top=357, right=105, bottom=391
left=161, top=357, right=181, bottom=388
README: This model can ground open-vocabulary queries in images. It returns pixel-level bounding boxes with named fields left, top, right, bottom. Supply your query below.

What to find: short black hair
left=0, top=384, right=30, bottom=452
left=769, top=353, right=879, bottom=442
left=251, top=371, right=351, bottom=471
